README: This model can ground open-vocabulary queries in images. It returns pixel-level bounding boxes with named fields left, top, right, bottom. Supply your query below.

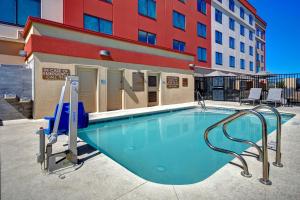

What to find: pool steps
left=204, top=105, right=283, bottom=185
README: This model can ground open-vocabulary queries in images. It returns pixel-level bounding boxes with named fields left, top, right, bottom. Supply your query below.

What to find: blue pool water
left=78, top=107, right=294, bottom=185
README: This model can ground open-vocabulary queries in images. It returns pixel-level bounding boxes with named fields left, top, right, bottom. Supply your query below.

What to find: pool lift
left=36, top=76, right=88, bottom=172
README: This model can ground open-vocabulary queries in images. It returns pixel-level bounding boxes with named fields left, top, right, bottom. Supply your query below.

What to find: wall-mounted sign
left=42, top=68, right=70, bottom=80
left=132, top=72, right=145, bottom=91
left=167, top=76, right=179, bottom=88
left=148, top=91, right=157, bottom=103
left=182, top=78, right=188, bottom=87
left=101, top=79, right=107, bottom=85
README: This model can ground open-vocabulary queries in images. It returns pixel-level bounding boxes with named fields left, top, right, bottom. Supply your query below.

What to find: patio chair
left=240, top=88, right=262, bottom=105
left=262, top=88, right=283, bottom=107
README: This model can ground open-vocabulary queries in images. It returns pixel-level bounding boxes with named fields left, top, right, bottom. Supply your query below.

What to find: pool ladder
left=204, top=105, right=282, bottom=185
left=196, top=91, right=206, bottom=110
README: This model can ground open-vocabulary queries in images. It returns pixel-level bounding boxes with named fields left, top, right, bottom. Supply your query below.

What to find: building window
left=261, top=55, right=264, bottom=63
left=84, top=14, right=113, bottom=35
left=240, top=59, right=245, bottom=69
left=249, top=46, right=253, bottom=56
left=215, top=31, right=222, bottom=45
left=197, top=0, right=206, bottom=15
left=240, top=7, right=244, bottom=19
left=229, top=56, right=235, bottom=68
left=250, top=61, right=254, bottom=71
left=256, top=41, right=260, bottom=49
left=240, top=42, right=245, bottom=53
left=256, top=53, right=260, bottom=61
left=229, top=37, right=235, bottom=49
left=215, top=52, right=223, bottom=65
left=256, top=28, right=260, bottom=37
left=0, top=0, right=41, bottom=26
left=173, top=40, right=185, bottom=52
left=229, top=0, right=235, bottom=12
left=217, top=0, right=222, bottom=3
left=249, top=31, right=253, bottom=41
left=240, top=24, right=245, bottom=36
left=229, top=18, right=235, bottom=31
left=249, top=15, right=253, bottom=25
left=197, top=22, right=207, bottom=38
left=138, top=0, right=156, bottom=19
left=138, top=30, right=156, bottom=45
left=197, top=47, right=207, bottom=62
left=173, top=11, right=185, bottom=30
left=215, top=9, right=222, bottom=24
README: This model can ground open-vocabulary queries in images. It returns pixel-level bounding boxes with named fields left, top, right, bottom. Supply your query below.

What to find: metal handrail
left=197, top=90, right=206, bottom=110
left=222, top=125, right=263, bottom=161
left=204, top=109, right=272, bottom=185
left=253, top=105, right=283, bottom=167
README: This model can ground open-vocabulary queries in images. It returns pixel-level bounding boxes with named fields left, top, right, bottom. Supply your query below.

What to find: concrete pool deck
left=1, top=101, right=300, bottom=200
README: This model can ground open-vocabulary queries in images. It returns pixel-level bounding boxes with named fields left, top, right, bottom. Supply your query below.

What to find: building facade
left=211, top=0, right=256, bottom=74
left=0, top=0, right=266, bottom=118
left=255, top=16, right=266, bottom=73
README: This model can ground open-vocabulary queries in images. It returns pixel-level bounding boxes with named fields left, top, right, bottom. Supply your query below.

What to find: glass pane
left=138, top=0, right=147, bottom=16
left=84, top=15, right=99, bottom=32
left=100, top=19, right=112, bottom=35
left=17, top=0, right=41, bottom=26
left=138, top=30, right=147, bottom=43
left=0, top=0, right=16, bottom=24
left=147, top=33, right=156, bottom=45
left=148, top=0, right=156, bottom=18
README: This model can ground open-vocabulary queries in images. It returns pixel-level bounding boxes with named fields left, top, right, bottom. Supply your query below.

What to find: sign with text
left=132, top=72, right=145, bottom=91
left=166, top=76, right=179, bottom=88
left=42, top=68, right=70, bottom=80
left=182, top=78, right=188, bottom=87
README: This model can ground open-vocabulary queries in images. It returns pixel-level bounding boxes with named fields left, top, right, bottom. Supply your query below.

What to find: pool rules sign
left=42, top=68, right=70, bottom=80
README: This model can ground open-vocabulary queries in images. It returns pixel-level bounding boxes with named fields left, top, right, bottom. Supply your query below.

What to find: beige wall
left=32, top=53, right=194, bottom=119
left=161, top=73, right=194, bottom=105
left=41, top=0, right=64, bottom=23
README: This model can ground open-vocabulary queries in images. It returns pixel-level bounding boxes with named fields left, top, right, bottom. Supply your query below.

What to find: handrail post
left=257, top=111, right=272, bottom=185
left=203, top=110, right=272, bottom=185
left=253, top=105, right=283, bottom=167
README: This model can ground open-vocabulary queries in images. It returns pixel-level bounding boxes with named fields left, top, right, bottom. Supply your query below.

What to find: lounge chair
left=240, top=88, right=262, bottom=105
left=262, top=88, right=283, bottom=107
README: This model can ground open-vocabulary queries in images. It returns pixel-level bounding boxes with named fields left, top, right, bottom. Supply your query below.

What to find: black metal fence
left=195, top=73, right=300, bottom=106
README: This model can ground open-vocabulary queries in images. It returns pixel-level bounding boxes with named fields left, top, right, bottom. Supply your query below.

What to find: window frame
left=0, top=0, right=41, bottom=27
left=173, top=10, right=186, bottom=31
left=138, top=0, right=157, bottom=19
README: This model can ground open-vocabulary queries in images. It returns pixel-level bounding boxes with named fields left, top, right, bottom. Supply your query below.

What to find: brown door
left=77, top=67, right=97, bottom=113
left=107, top=70, right=123, bottom=111
left=148, top=74, right=159, bottom=107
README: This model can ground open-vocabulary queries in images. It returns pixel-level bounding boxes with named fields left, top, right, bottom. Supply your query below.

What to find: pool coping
left=1, top=101, right=300, bottom=200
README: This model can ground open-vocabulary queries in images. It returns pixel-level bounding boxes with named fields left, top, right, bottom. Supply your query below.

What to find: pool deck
left=1, top=101, right=300, bottom=200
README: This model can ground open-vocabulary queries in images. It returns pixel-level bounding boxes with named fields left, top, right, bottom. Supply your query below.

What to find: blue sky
left=249, top=0, right=300, bottom=74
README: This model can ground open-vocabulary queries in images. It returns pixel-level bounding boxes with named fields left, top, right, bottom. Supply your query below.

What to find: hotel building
left=0, top=0, right=266, bottom=118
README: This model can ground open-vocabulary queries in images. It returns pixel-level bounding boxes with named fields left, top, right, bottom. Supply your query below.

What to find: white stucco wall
left=0, top=24, right=23, bottom=39
left=41, top=0, right=64, bottom=23
left=211, top=0, right=256, bottom=75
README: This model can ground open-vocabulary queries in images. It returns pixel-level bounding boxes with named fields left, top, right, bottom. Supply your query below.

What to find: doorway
left=148, top=73, right=159, bottom=107
left=107, top=70, right=123, bottom=111
left=77, top=67, right=98, bottom=113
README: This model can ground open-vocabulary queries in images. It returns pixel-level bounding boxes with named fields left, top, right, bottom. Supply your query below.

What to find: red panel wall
left=63, top=0, right=212, bottom=68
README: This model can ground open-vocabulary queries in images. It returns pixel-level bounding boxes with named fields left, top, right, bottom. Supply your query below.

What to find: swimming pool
left=78, top=107, right=294, bottom=185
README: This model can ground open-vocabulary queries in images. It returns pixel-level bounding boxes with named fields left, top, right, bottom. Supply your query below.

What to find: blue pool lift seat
left=44, top=102, right=89, bottom=135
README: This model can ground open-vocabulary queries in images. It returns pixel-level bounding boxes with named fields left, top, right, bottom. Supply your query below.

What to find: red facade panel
left=63, top=0, right=212, bottom=68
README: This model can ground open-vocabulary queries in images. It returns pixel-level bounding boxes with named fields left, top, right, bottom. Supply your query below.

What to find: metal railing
left=253, top=105, right=283, bottom=167
left=196, top=90, right=206, bottom=110
left=204, top=109, right=272, bottom=185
